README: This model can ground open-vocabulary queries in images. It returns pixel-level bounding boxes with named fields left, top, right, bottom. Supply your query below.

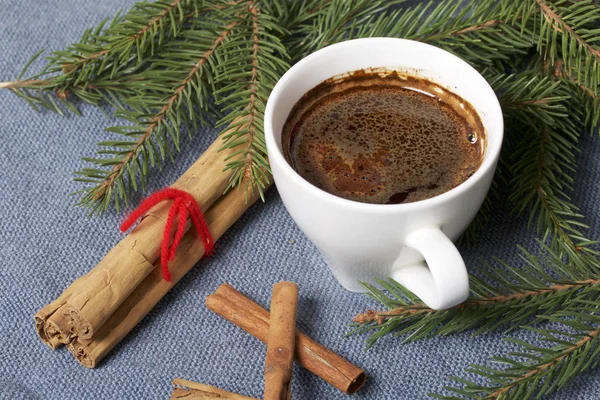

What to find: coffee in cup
left=281, top=69, right=485, bottom=205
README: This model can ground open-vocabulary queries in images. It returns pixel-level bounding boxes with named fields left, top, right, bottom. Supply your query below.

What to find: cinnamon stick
left=35, top=135, right=239, bottom=347
left=264, top=282, right=298, bottom=400
left=67, top=181, right=266, bottom=368
left=205, top=284, right=366, bottom=394
left=170, top=379, right=257, bottom=400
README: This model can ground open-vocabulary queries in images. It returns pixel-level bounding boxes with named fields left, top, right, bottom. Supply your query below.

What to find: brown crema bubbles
left=282, top=69, right=486, bottom=204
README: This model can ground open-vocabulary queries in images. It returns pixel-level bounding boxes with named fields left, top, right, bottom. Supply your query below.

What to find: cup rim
left=265, top=37, right=503, bottom=212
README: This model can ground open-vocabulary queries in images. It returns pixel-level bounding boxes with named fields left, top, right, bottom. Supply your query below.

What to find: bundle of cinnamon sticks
left=36, top=131, right=366, bottom=397
left=35, top=136, right=265, bottom=367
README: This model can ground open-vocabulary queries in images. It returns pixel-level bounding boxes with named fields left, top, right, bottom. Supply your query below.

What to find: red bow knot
left=120, top=188, right=214, bottom=282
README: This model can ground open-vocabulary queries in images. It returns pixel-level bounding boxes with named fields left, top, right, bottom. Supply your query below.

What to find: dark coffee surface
left=282, top=70, right=485, bottom=204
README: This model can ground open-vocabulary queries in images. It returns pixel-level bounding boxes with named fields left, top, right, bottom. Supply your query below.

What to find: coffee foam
left=283, top=71, right=485, bottom=204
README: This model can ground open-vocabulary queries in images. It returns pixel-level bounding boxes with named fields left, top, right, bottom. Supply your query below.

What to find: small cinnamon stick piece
left=67, top=181, right=267, bottom=368
left=35, top=132, right=241, bottom=348
left=170, top=379, right=257, bottom=400
left=205, top=284, right=366, bottom=394
left=264, top=282, right=298, bottom=400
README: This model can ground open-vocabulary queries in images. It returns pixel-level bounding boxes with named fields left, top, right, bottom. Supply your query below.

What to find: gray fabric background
left=1, top=1, right=599, bottom=399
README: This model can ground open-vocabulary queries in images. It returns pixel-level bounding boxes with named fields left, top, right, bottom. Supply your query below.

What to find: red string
left=120, top=188, right=214, bottom=282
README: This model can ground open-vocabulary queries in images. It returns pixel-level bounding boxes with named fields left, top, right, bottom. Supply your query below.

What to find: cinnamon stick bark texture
left=67, top=182, right=266, bottom=368
left=35, top=137, right=237, bottom=348
left=206, top=283, right=366, bottom=394
left=264, top=282, right=298, bottom=400
left=170, top=379, right=257, bottom=400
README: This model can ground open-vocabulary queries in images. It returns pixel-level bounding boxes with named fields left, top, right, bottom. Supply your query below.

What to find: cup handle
left=389, top=227, right=469, bottom=310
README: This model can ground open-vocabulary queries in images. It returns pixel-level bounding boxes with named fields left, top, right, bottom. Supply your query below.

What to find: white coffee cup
left=264, top=38, right=503, bottom=310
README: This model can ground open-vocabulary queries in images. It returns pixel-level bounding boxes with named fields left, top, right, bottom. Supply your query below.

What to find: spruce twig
left=351, top=0, right=534, bottom=66
left=1, top=0, right=204, bottom=114
left=60, top=0, right=192, bottom=74
left=287, top=0, right=403, bottom=61
left=350, top=244, right=600, bottom=346
left=533, top=0, right=600, bottom=90
left=550, top=59, right=600, bottom=131
left=434, top=304, right=600, bottom=399
left=75, top=16, right=235, bottom=213
left=460, top=68, right=598, bottom=257
left=212, top=0, right=290, bottom=198
left=353, top=280, right=599, bottom=332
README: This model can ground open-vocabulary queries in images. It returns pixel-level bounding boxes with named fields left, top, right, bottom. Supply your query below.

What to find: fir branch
left=75, top=17, right=234, bottom=213
left=435, top=304, right=600, bottom=399
left=266, top=0, right=331, bottom=34
left=61, top=0, right=193, bottom=74
left=5, top=73, right=149, bottom=115
left=507, top=121, right=592, bottom=258
left=577, top=79, right=600, bottom=132
left=460, top=69, right=590, bottom=249
left=287, top=0, right=403, bottom=61
left=353, top=278, right=598, bottom=330
left=349, top=0, right=534, bottom=66
left=212, top=0, right=290, bottom=198
left=349, top=245, right=600, bottom=348
left=549, top=58, right=600, bottom=131
left=531, top=0, right=600, bottom=94
left=489, top=72, right=570, bottom=118
left=49, top=0, right=201, bottom=79
left=481, top=70, right=598, bottom=258
left=1, top=0, right=203, bottom=115
left=510, top=117, right=597, bottom=261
